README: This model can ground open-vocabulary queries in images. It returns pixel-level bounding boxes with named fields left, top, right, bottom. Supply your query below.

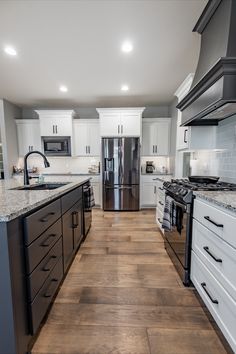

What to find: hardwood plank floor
left=32, top=209, right=232, bottom=354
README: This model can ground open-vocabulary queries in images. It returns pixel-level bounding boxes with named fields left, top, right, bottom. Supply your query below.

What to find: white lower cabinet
left=191, top=198, right=236, bottom=353
left=89, top=175, right=101, bottom=207
left=140, top=175, right=157, bottom=207
left=15, top=119, right=42, bottom=156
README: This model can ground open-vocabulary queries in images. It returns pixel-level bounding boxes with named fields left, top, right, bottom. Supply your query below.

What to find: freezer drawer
left=103, top=185, right=139, bottom=211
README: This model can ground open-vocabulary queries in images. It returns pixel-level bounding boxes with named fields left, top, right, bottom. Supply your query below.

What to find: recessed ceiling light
left=59, top=85, right=68, bottom=92
left=121, top=84, right=129, bottom=92
left=121, top=41, right=133, bottom=53
left=4, top=46, right=17, bottom=56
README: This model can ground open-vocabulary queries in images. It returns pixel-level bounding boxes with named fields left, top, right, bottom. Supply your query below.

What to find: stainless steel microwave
left=42, top=136, right=71, bottom=156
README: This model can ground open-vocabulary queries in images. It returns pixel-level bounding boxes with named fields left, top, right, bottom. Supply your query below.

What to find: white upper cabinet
left=36, top=110, right=74, bottom=137
left=142, top=118, right=171, bottom=156
left=15, top=119, right=42, bottom=156
left=175, top=75, right=217, bottom=151
left=73, top=119, right=100, bottom=156
left=97, top=108, right=145, bottom=137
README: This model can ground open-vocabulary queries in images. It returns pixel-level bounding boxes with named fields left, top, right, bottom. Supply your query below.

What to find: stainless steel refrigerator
left=102, top=137, right=140, bottom=211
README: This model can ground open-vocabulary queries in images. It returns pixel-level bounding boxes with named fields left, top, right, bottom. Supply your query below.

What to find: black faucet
left=24, top=151, right=50, bottom=185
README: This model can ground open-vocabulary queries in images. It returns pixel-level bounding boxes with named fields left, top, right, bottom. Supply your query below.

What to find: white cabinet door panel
left=100, top=113, right=120, bottom=137
left=73, top=123, right=88, bottom=156
left=88, top=122, right=100, bottom=156
left=120, top=113, right=140, bottom=136
left=16, top=120, right=41, bottom=156
left=141, top=183, right=156, bottom=206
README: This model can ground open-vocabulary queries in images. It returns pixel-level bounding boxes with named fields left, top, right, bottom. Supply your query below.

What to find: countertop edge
left=194, top=191, right=236, bottom=215
left=0, top=178, right=90, bottom=223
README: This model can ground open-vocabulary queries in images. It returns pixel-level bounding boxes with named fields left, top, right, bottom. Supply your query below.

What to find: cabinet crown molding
left=96, top=107, right=145, bottom=114
left=35, top=110, right=75, bottom=117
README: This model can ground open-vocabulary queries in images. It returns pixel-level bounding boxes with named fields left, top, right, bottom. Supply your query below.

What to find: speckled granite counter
left=0, top=176, right=90, bottom=222
left=194, top=190, right=236, bottom=214
left=152, top=174, right=173, bottom=182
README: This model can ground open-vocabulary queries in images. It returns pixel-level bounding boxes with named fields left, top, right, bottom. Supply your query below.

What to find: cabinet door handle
left=43, top=255, right=57, bottom=271
left=153, top=145, right=154, bottom=153
left=88, top=146, right=90, bottom=154
left=203, top=246, right=222, bottom=263
left=184, top=129, right=188, bottom=143
left=158, top=217, right=163, bottom=224
left=118, top=125, right=120, bottom=134
left=56, top=125, right=58, bottom=134
left=53, top=125, right=55, bottom=134
left=154, top=186, right=157, bottom=193
left=72, top=211, right=79, bottom=228
left=201, top=282, right=219, bottom=304
left=44, top=278, right=58, bottom=298
left=155, top=145, right=158, bottom=154
left=40, top=212, right=56, bottom=223
left=121, top=125, right=123, bottom=134
left=86, top=146, right=87, bottom=154
left=204, top=216, right=223, bottom=228
left=159, top=187, right=164, bottom=191
left=159, top=200, right=164, bottom=206
left=41, top=233, right=57, bottom=247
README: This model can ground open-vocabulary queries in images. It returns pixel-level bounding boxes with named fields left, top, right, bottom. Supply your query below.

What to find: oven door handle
left=173, top=200, right=187, bottom=211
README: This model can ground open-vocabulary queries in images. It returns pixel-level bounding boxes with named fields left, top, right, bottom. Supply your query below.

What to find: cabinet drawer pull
left=184, top=129, right=188, bottom=143
left=203, top=246, right=222, bottom=263
left=72, top=211, right=79, bottom=228
left=159, top=201, right=164, bottom=206
left=44, top=278, right=58, bottom=298
left=158, top=187, right=164, bottom=191
left=201, top=282, right=219, bottom=304
left=40, top=212, right=56, bottom=223
left=158, top=218, right=163, bottom=224
left=204, top=216, right=223, bottom=228
left=41, top=233, right=57, bottom=247
left=43, top=255, right=57, bottom=271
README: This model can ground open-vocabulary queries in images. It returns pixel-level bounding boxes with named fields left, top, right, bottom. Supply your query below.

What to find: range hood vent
left=177, top=0, right=236, bottom=126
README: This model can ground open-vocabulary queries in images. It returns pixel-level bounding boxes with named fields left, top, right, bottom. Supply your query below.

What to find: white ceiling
left=0, top=0, right=207, bottom=108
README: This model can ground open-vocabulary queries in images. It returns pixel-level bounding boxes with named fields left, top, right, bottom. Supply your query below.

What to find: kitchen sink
left=11, top=182, right=70, bottom=191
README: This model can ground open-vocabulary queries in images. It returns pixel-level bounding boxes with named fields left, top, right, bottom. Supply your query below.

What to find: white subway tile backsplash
left=189, top=115, right=236, bottom=183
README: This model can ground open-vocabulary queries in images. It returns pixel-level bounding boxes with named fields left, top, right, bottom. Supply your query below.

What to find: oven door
left=43, top=137, right=71, bottom=156
left=164, top=200, right=191, bottom=270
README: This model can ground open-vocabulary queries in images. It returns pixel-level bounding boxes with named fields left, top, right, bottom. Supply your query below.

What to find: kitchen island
left=0, top=177, right=90, bottom=354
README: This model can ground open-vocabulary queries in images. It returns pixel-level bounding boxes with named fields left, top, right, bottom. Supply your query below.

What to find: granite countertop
left=0, top=176, right=90, bottom=222
left=194, top=190, right=236, bottom=214
left=42, top=173, right=100, bottom=176
left=152, top=175, right=173, bottom=182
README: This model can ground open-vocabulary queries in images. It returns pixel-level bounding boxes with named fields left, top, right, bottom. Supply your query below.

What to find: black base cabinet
left=0, top=183, right=87, bottom=354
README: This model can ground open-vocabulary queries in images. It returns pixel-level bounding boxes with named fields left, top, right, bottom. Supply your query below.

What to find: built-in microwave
left=42, top=136, right=71, bottom=156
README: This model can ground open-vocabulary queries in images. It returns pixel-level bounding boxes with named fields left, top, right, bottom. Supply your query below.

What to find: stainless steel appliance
left=102, top=137, right=140, bottom=211
left=42, top=136, right=71, bottom=156
left=163, top=178, right=236, bottom=285
left=146, top=161, right=155, bottom=173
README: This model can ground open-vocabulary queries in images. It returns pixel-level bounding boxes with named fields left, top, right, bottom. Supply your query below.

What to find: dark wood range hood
left=177, top=0, right=236, bottom=126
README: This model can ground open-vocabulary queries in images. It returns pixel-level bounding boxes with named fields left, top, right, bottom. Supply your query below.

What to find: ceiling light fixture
left=121, top=84, right=129, bottom=92
left=4, top=46, right=17, bottom=56
left=59, top=85, right=68, bottom=92
left=121, top=41, right=133, bottom=53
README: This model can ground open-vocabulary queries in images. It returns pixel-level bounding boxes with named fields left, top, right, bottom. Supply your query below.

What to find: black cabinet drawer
left=25, top=218, right=62, bottom=274
left=27, top=238, right=62, bottom=302
left=61, top=187, right=82, bottom=215
left=29, top=257, right=63, bottom=335
left=24, top=199, right=61, bottom=245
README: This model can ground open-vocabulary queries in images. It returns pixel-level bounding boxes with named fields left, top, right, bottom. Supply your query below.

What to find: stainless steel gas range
left=163, top=178, right=236, bottom=286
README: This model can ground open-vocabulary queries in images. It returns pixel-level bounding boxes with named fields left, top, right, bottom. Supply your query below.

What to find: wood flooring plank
left=32, top=325, right=150, bottom=354
left=147, top=328, right=229, bottom=354
left=46, top=303, right=212, bottom=330
left=78, top=247, right=108, bottom=255
left=79, top=287, right=201, bottom=307
left=79, top=254, right=172, bottom=265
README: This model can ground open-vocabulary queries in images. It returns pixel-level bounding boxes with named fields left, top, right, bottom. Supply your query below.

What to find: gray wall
left=22, top=105, right=170, bottom=119
left=169, top=98, right=178, bottom=174
left=0, top=100, right=22, bottom=178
